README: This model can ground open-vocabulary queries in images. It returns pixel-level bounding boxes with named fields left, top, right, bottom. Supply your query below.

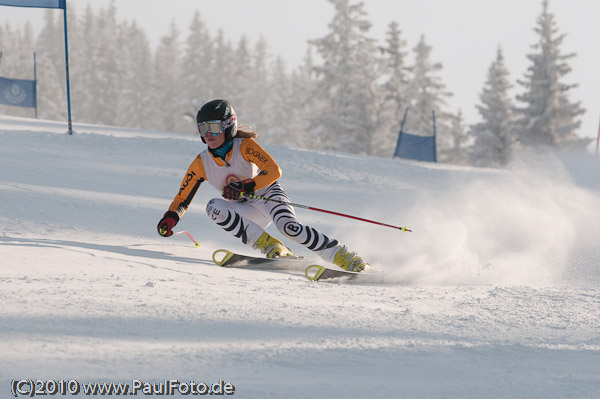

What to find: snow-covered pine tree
left=209, top=29, right=235, bottom=101
left=94, top=3, right=121, bottom=126
left=0, top=22, right=36, bottom=118
left=376, top=21, right=410, bottom=157
left=35, top=9, right=66, bottom=121
left=153, top=20, right=185, bottom=133
left=260, top=56, right=292, bottom=145
left=309, top=0, right=380, bottom=154
left=74, top=4, right=100, bottom=124
left=0, top=25, right=4, bottom=63
left=16, top=22, right=36, bottom=77
left=244, top=36, right=270, bottom=133
left=227, top=35, right=253, bottom=121
left=405, top=35, right=452, bottom=158
left=1, top=24, right=18, bottom=114
left=62, top=4, right=85, bottom=122
left=470, top=47, right=515, bottom=167
left=180, top=11, right=213, bottom=128
left=515, top=0, right=587, bottom=149
left=115, top=21, right=155, bottom=130
left=443, top=110, right=469, bottom=164
left=287, top=47, right=317, bottom=149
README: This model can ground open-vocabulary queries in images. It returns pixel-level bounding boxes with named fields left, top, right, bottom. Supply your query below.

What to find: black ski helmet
left=196, top=99, right=238, bottom=143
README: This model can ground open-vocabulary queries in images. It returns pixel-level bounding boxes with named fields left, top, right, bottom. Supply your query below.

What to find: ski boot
left=333, top=246, right=367, bottom=272
left=254, top=232, right=296, bottom=259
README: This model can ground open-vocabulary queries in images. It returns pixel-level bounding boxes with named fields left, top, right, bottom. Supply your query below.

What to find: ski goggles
left=197, top=114, right=237, bottom=137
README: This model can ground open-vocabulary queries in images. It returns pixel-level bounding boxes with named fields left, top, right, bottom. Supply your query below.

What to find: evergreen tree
left=116, top=21, right=155, bottom=129
left=228, top=35, right=253, bottom=120
left=248, top=36, right=271, bottom=132
left=443, top=110, right=469, bottom=164
left=261, top=56, right=293, bottom=145
left=35, top=51, right=65, bottom=120
left=93, top=2, right=122, bottom=126
left=0, top=22, right=36, bottom=118
left=515, top=0, right=587, bottom=149
left=35, top=10, right=66, bottom=120
left=181, top=11, right=213, bottom=125
left=63, top=3, right=84, bottom=122
left=153, top=20, right=185, bottom=132
left=0, top=23, right=4, bottom=55
left=405, top=35, right=451, bottom=137
left=209, top=29, right=235, bottom=101
left=309, top=0, right=380, bottom=154
left=470, top=47, right=515, bottom=167
left=75, top=4, right=100, bottom=123
left=0, top=23, right=24, bottom=77
left=17, top=22, right=35, bottom=76
left=287, top=47, right=317, bottom=149
left=377, top=21, right=410, bottom=157
left=405, top=35, right=454, bottom=161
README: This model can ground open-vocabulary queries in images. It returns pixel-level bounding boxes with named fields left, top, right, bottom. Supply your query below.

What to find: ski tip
left=212, top=249, right=234, bottom=266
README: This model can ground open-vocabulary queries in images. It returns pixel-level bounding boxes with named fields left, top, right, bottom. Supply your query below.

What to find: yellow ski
left=212, top=249, right=310, bottom=271
left=305, top=264, right=361, bottom=281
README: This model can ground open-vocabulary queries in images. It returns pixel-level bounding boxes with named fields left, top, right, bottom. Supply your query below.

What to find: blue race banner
left=0, top=76, right=36, bottom=108
left=0, top=0, right=65, bottom=8
left=394, top=132, right=437, bottom=162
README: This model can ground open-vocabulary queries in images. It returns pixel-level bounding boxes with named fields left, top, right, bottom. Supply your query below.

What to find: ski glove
left=222, top=179, right=256, bottom=201
left=157, top=211, right=179, bottom=237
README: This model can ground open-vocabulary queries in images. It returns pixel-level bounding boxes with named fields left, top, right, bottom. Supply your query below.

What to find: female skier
left=157, top=99, right=367, bottom=272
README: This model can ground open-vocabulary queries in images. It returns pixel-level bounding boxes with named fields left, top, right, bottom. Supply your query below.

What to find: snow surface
left=1, top=115, right=600, bottom=398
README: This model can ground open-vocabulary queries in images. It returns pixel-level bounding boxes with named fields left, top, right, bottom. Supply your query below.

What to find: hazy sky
left=1, top=0, right=599, bottom=143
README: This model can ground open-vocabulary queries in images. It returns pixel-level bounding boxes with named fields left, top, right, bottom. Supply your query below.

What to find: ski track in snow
left=1, top=116, right=600, bottom=398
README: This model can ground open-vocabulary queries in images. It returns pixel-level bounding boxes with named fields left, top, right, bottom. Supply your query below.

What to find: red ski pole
left=243, top=193, right=412, bottom=232
left=174, top=230, right=201, bottom=247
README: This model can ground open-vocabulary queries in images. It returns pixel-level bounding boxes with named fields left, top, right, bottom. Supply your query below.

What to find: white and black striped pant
left=205, top=182, right=341, bottom=262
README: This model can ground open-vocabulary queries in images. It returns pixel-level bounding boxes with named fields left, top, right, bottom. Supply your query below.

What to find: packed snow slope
left=1, top=116, right=600, bottom=398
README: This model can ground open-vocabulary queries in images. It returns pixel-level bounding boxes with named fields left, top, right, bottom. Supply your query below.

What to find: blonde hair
left=236, top=125, right=259, bottom=139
